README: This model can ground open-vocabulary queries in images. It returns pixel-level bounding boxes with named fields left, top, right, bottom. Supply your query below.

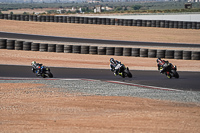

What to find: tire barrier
left=110, top=19, right=115, bottom=25
left=1, top=38, right=200, bottom=60
left=191, top=51, right=200, bottom=60
left=81, top=45, right=89, bottom=54
left=46, top=16, right=50, bottom=22
left=101, top=18, right=106, bottom=25
left=92, top=18, right=97, bottom=24
left=72, top=45, right=81, bottom=54
left=174, top=50, right=183, bottom=59
left=178, top=21, right=183, bottom=29
left=148, top=49, right=157, bottom=58
left=165, top=50, right=174, bottom=59
left=151, top=20, right=156, bottom=27
left=132, top=19, right=137, bottom=26
left=140, top=48, right=148, bottom=57
left=4, top=14, right=8, bottom=20
left=89, top=46, right=98, bottom=54
left=157, top=50, right=165, bottom=58
left=83, top=17, right=88, bottom=24
left=156, top=20, right=160, bottom=28
left=142, top=20, right=147, bottom=27
left=169, top=21, right=174, bottom=28
left=123, top=48, right=132, bottom=56
left=146, top=20, right=151, bottom=27
left=106, top=18, right=110, bottom=25
left=23, top=42, right=31, bottom=51
left=15, top=41, right=23, bottom=50
left=1, top=14, right=199, bottom=29
left=0, top=14, right=3, bottom=19
left=40, top=43, right=48, bottom=52
left=187, top=21, right=192, bottom=29
left=56, top=44, right=64, bottom=53
left=137, top=20, right=142, bottom=27
left=183, top=51, right=191, bottom=60
left=48, top=44, right=56, bottom=52
left=197, top=22, right=200, bottom=29
left=132, top=48, right=140, bottom=57
left=183, top=21, right=187, bottom=29
left=75, top=17, right=80, bottom=23
left=31, top=43, right=39, bottom=51
left=165, top=20, right=169, bottom=28
left=33, top=15, right=37, bottom=21
left=174, top=21, right=178, bottom=28
left=0, top=39, right=7, bottom=49
left=98, top=46, right=106, bottom=55
left=6, top=40, right=15, bottom=50
left=115, top=47, right=123, bottom=56
left=64, top=45, right=72, bottom=53
left=106, top=47, right=115, bottom=55
left=160, top=20, right=165, bottom=28
left=71, top=16, right=75, bottom=23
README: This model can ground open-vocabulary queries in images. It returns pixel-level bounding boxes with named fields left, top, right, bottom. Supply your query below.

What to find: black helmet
left=157, top=58, right=161, bottom=63
left=110, top=58, right=116, bottom=64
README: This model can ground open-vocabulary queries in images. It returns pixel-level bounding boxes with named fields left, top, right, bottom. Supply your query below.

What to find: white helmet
left=31, top=61, right=36, bottom=65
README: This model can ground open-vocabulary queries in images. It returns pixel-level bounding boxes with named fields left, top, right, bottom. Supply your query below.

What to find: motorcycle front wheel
left=171, top=70, right=179, bottom=79
left=124, top=69, right=132, bottom=78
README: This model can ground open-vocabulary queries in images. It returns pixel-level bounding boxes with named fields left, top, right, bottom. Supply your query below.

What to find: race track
left=1, top=32, right=200, bottom=48
left=0, top=65, right=199, bottom=91
left=0, top=32, right=199, bottom=91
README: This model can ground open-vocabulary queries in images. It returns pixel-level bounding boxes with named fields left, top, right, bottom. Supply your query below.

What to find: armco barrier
left=0, top=38, right=200, bottom=60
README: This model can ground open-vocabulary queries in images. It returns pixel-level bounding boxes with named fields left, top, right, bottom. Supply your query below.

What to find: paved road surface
left=0, top=65, right=199, bottom=91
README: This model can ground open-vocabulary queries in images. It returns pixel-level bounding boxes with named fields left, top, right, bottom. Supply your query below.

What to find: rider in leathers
left=31, top=61, right=43, bottom=76
left=110, top=58, right=122, bottom=76
left=157, top=58, right=173, bottom=74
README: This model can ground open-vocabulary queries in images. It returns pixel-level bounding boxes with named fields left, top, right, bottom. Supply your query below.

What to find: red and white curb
left=106, top=80, right=183, bottom=92
left=0, top=77, right=182, bottom=92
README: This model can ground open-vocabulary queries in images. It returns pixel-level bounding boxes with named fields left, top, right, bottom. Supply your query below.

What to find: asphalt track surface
left=0, top=65, right=199, bottom=91
left=1, top=32, right=200, bottom=48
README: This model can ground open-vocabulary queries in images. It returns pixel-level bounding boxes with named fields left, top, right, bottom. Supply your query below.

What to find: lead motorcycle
left=32, top=66, right=53, bottom=78
left=160, top=64, right=179, bottom=79
left=115, top=64, right=132, bottom=78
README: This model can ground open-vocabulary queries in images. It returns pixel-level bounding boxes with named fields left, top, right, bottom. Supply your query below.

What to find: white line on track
left=106, top=80, right=183, bottom=92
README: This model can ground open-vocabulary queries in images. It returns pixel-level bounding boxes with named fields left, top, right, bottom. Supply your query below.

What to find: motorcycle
left=160, top=64, right=179, bottom=79
left=115, top=64, right=132, bottom=78
left=32, top=66, right=53, bottom=78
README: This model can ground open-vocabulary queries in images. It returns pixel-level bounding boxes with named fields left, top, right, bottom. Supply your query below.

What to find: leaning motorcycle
left=32, top=66, right=53, bottom=78
left=115, top=64, right=132, bottom=78
left=160, top=64, right=179, bottom=79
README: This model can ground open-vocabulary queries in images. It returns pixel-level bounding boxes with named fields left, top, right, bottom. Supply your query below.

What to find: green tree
left=132, top=5, right=142, bottom=10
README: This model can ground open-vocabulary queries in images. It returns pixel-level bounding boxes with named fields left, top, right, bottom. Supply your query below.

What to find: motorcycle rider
left=31, top=61, right=43, bottom=76
left=157, top=58, right=173, bottom=74
left=109, top=58, right=122, bottom=76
